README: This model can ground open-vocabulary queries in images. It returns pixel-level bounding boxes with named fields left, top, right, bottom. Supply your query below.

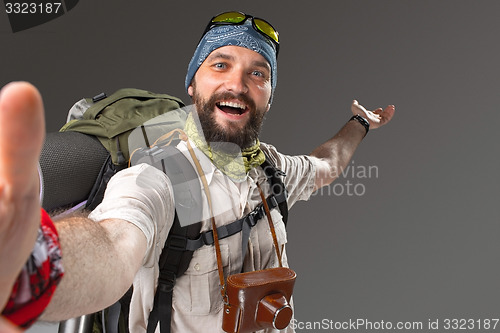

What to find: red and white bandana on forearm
left=2, top=209, right=64, bottom=328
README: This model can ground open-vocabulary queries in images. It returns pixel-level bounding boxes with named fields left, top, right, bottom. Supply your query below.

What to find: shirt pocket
left=173, top=243, right=230, bottom=315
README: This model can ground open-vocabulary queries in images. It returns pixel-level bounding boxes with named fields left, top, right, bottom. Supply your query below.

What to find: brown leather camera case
left=222, top=267, right=296, bottom=333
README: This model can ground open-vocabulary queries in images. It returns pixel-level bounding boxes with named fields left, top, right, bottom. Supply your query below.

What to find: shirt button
left=194, top=263, right=200, bottom=271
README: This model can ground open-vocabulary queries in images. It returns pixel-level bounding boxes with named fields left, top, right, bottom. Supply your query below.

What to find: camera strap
left=184, top=139, right=285, bottom=299
left=257, top=183, right=283, bottom=268
left=185, top=139, right=227, bottom=297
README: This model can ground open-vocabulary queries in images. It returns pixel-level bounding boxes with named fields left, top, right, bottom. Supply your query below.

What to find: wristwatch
left=350, top=115, right=370, bottom=136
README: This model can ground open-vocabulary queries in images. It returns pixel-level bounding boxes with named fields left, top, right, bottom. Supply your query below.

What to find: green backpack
left=61, top=88, right=186, bottom=165
left=58, top=88, right=188, bottom=210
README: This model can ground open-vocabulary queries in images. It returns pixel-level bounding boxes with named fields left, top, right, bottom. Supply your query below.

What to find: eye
left=251, top=70, right=265, bottom=78
left=214, top=62, right=226, bottom=69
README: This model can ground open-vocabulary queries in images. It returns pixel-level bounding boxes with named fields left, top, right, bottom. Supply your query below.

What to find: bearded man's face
left=187, top=46, right=272, bottom=148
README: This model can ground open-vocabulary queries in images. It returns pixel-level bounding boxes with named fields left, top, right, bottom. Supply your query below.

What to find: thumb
left=351, top=99, right=365, bottom=115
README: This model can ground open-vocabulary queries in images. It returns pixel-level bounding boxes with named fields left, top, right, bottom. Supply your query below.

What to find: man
left=0, top=12, right=394, bottom=332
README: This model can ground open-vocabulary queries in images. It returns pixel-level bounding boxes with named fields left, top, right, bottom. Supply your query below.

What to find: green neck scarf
left=184, top=113, right=265, bottom=181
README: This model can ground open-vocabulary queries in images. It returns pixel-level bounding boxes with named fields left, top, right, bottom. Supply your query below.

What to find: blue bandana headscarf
left=185, top=20, right=278, bottom=102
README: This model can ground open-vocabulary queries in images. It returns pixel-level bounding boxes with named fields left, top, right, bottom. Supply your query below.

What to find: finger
left=0, top=82, right=45, bottom=191
left=382, top=105, right=395, bottom=117
left=0, top=82, right=44, bottom=309
left=379, top=105, right=396, bottom=125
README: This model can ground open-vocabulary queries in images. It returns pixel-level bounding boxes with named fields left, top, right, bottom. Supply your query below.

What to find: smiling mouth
left=216, top=101, right=248, bottom=116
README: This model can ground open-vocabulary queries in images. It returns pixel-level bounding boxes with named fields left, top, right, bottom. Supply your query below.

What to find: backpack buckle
left=247, top=208, right=261, bottom=227
left=201, top=230, right=214, bottom=245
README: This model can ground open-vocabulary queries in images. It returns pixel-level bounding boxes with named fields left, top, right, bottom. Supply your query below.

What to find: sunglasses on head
left=203, top=11, right=280, bottom=55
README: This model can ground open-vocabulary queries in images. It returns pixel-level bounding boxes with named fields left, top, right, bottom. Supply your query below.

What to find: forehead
left=205, top=45, right=270, bottom=70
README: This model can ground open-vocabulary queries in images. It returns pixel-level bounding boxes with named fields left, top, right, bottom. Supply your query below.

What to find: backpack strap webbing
left=260, top=156, right=288, bottom=226
left=184, top=190, right=286, bottom=251
left=147, top=212, right=193, bottom=333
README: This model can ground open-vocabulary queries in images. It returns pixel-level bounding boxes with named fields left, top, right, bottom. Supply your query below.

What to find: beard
left=192, top=88, right=267, bottom=149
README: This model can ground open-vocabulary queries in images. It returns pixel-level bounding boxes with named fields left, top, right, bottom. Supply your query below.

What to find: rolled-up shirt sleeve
left=260, top=143, right=318, bottom=208
left=89, top=163, right=175, bottom=267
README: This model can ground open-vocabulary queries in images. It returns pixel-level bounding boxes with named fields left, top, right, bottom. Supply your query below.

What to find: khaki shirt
left=91, top=141, right=317, bottom=333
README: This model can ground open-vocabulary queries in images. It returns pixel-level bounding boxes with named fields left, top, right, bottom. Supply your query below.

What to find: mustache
left=209, top=91, right=256, bottom=112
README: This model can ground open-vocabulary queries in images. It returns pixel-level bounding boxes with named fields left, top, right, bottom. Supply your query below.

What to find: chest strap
left=170, top=191, right=286, bottom=253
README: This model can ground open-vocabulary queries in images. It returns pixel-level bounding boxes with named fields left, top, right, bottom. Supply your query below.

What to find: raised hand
left=351, top=99, right=395, bottom=129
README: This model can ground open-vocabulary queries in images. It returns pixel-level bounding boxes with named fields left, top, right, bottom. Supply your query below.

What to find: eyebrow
left=207, top=51, right=271, bottom=71
left=253, top=60, right=271, bottom=72
left=206, top=51, right=234, bottom=62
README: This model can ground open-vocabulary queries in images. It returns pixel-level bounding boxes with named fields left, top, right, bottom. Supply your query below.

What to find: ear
left=187, top=85, right=194, bottom=97
left=265, top=103, right=271, bottom=113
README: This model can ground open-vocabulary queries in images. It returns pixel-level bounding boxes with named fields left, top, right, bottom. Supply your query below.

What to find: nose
left=223, top=69, right=248, bottom=95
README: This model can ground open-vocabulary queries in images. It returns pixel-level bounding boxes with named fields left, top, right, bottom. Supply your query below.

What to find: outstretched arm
left=43, top=161, right=173, bottom=321
left=310, top=100, right=395, bottom=190
left=41, top=215, right=147, bottom=321
left=0, top=82, right=157, bottom=326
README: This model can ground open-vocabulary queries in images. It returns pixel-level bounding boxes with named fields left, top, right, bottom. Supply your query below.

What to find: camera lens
left=257, top=293, right=293, bottom=329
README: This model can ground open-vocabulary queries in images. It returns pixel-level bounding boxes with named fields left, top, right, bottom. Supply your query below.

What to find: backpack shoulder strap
left=260, top=155, right=289, bottom=226
left=99, top=144, right=202, bottom=333
left=133, top=144, right=202, bottom=333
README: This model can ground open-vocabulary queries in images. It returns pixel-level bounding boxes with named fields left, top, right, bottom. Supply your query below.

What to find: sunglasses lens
left=206, top=12, right=279, bottom=54
left=212, top=12, right=246, bottom=24
left=254, top=18, right=279, bottom=44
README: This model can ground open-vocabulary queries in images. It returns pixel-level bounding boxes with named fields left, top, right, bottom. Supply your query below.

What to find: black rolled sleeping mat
left=39, top=131, right=109, bottom=212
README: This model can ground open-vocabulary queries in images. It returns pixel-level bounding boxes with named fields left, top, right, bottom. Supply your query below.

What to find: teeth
left=219, top=101, right=246, bottom=110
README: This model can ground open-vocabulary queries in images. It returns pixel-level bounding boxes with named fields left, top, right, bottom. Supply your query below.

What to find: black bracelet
left=350, top=115, right=370, bottom=136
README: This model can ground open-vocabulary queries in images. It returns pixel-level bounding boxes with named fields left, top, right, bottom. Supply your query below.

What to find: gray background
left=2, top=0, right=499, bottom=332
